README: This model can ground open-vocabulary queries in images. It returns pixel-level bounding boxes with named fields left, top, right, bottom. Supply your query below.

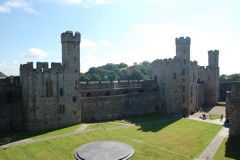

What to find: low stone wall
left=81, top=92, right=158, bottom=122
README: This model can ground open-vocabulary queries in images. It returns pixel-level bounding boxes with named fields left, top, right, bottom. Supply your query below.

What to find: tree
left=118, top=62, right=128, bottom=69
left=108, top=71, right=117, bottom=81
left=90, top=73, right=101, bottom=81
left=80, top=73, right=90, bottom=81
left=131, top=68, right=144, bottom=80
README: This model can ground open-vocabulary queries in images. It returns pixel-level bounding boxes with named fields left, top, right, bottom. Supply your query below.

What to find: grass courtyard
left=0, top=115, right=223, bottom=160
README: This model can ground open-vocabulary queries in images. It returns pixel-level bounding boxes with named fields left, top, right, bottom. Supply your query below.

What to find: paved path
left=196, top=126, right=229, bottom=160
left=74, top=124, right=90, bottom=132
left=187, top=116, right=229, bottom=160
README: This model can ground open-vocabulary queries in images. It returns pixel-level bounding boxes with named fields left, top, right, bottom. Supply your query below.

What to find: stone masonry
left=226, top=81, right=240, bottom=136
left=0, top=31, right=220, bottom=132
left=152, top=37, right=219, bottom=115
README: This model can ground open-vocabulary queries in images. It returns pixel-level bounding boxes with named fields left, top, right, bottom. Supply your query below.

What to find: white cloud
left=13, top=60, right=18, bottom=64
left=100, top=40, right=113, bottom=47
left=0, top=61, right=19, bottom=76
left=0, top=0, right=36, bottom=13
left=81, top=39, right=96, bottom=48
left=50, top=0, right=109, bottom=6
left=22, top=48, right=48, bottom=60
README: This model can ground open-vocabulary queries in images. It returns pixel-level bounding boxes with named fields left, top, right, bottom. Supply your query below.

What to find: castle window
left=105, top=92, right=110, bottom=96
left=60, top=88, right=63, bottom=96
left=75, top=80, right=78, bottom=89
left=183, top=96, right=185, bottom=104
left=183, top=86, right=185, bottom=93
left=46, top=81, right=52, bottom=97
left=183, top=78, right=185, bottom=82
left=86, top=92, right=92, bottom=97
left=73, top=96, right=76, bottom=102
left=59, top=105, right=65, bottom=114
left=184, top=59, right=186, bottom=65
left=191, top=92, right=193, bottom=97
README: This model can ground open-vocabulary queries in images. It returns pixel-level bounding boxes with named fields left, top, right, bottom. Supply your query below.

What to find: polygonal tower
left=61, top=31, right=81, bottom=95
left=175, top=37, right=191, bottom=114
left=204, top=50, right=219, bottom=105
left=208, top=50, right=219, bottom=67
left=61, top=31, right=81, bottom=73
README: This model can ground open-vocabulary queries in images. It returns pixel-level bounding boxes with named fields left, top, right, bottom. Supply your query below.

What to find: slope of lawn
left=0, top=117, right=222, bottom=160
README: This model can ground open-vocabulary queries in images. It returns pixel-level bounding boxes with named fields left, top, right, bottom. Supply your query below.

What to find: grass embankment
left=0, top=115, right=222, bottom=160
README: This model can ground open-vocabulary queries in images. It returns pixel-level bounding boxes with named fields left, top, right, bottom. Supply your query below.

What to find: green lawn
left=0, top=117, right=222, bottom=160
left=213, top=136, right=240, bottom=160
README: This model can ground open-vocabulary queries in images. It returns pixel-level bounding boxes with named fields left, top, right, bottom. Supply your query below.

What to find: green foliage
left=0, top=72, right=6, bottom=77
left=80, top=61, right=152, bottom=81
left=220, top=73, right=240, bottom=81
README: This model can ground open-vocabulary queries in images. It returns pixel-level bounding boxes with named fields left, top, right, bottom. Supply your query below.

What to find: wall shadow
left=122, top=114, right=181, bottom=132
left=0, top=124, right=79, bottom=146
left=225, top=135, right=240, bottom=159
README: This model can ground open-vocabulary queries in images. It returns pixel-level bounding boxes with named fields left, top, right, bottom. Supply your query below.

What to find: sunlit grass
left=0, top=117, right=222, bottom=160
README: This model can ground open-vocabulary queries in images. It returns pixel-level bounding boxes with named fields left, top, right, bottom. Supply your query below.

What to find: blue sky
left=0, top=0, right=240, bottom=76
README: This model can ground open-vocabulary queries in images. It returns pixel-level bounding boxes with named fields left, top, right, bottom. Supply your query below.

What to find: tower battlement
left=61, top=31, right=81, bottom=43
left=208, top=50, right=219, bottom=55
left=175, top=37, right=191, bottom=45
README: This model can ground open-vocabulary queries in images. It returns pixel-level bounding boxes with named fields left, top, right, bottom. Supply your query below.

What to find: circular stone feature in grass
left=74, top=141, right=134, bottom=160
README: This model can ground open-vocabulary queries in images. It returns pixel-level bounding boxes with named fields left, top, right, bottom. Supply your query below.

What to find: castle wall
left=219, top=81, right=232, bottom=101
left=20, top=31, right=81, bottom=131
left=81, top=92, right=158, bottom=122
left=152, top=58, right=183, bottom=115
left=226, top=81, right=240, bottom=136
left=0, top=77, right=23, bottom=133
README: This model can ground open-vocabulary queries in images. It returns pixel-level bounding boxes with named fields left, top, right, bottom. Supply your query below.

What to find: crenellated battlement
left=208, top=50, right=219, bottom=55
left=61, top=31, right=81, bottom=43
left=175, top=37, right=191, bottom=45
left=20, top=62, right=63, bottom=74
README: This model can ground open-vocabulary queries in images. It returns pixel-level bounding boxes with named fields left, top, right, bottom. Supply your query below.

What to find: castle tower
left=61, top=31, right=81, bottom=73
left=208, top=50, right=219, bottom=67
left=61, top=31, right=81, bottom=95
left=175, top=37, right=191, bottom=61
left=204, top=50, right=219, bottom=105
left=175, top=37, right=191, bottom=114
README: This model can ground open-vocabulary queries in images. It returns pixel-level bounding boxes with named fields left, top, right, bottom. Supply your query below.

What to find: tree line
left=80, top=61, right=152, bottom=81
left=219, top=73, right=240, bottom=81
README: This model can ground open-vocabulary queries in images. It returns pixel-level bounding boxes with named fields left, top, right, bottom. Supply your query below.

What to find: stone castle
left=0, top=31, right=220, bottom=132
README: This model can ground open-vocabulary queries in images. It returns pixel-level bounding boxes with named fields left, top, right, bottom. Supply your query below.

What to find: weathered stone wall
left=203, top=50, right=219, bottom=105
left=226, top=81, right=240, bottom=136
left=219, top=81, right=232, bottom=101
left=0, top=77, right=23, bottom=133
left=81, top=92, right=158, bottom=122
left=20, top=31, right=81, bottom=131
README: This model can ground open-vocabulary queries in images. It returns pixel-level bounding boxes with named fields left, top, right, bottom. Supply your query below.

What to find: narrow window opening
left=60, top=88, right=63, bottom=96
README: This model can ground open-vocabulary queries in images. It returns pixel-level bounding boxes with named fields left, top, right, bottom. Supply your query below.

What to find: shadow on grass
left=0, top=124, right=80, bottom=146
left=225, top=135, right=240, bottom=159
left=122, top=114, right=181, bottom=132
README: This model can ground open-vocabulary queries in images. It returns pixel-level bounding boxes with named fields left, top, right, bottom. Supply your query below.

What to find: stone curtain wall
left=226, top=81, right=240, bottom=136
left=81, top=92, right=158, bottom=122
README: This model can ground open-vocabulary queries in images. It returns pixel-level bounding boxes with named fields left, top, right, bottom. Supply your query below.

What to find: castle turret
left=208, top=50, right=219, bottom=67
left=175, top=37, right=191, bottom=61
left=61, top=31, right=81, bottom=73
left=204, top=50, right=219, bottom=105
